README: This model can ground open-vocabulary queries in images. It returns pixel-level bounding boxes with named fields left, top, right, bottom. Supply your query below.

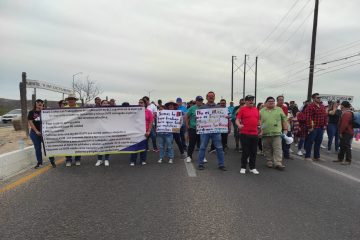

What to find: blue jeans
left=66, top=156, right=81, bottom=163
left=298, top=138, right=305, bottom=151
left=305, top=128, right=324, bottom=158
left=327, top=123, right=339, bottom=151
left=30, top=130, right=43, bottom=164
left=198, top=133, right=225, bottom=167
left=98, top=154, right=110, bottom=160
left=148, top=126, right=158, bottom=150
left=157, top=133, right=174, bottom=159
left=130, top=151, right=147, bottom=164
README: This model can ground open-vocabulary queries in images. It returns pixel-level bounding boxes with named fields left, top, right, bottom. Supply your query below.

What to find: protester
left=228, top=101, right=234, bottom=117
left=109, top=98, right=116, bottom=106
left=28, top=99, right=56, bottom=169
left=143, top=96, right=159, bottom=152
left=256, top=102, right=264, bottom=155
left=94, top=96, right=101, bottom=107
left=295, top=108, right=308, bottom=156
left=277, top=95, right=292, bottom=159
left=289, top=101, right=299, bottom=116
left=304, top=93, right=328, bottom=161
left=176, top=97, right=188, bottom=151
left=327, top=100, right=341, bottom=152
left=64, top=93, right=82, bottom=166
left=209, top=99, right=231, bottom=153
left=130, top=99, right=153, bottom=166
left=236, top=95, right=260, bottom=174
left=334, top=101, right=353, bottom=165
left=95, top=100, right=111, bottom=167
left=231, top=99, right=245, bottom=152
left=260, top=96, right=288, bottom=170
left=157, top=101, right=176, bottom=164
left=185, top=96, right=204, bottom=163
left=197, top=91, right=227, bottom=171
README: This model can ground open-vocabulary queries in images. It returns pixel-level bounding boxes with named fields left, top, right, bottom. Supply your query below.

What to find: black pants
left=338, top=133, right=352, bottom=161
left=173, top=133, right=184, bottom=154
left=240, top=134, right=258, bottom=169
left=258, top=137, right=263, bottom=151
left=187, top=128, right=200, bottom=158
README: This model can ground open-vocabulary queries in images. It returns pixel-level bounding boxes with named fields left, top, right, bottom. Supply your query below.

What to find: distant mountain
left=0, top=98, right=58, bottom=115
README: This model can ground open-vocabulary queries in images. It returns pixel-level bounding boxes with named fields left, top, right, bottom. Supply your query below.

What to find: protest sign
left=196, top=108, right=228, bottom=134
left=319, top=94, right=354, bottom=103
left=156, top=110, right=182, bottom=133
left=41, top=107, right=146, bottom=156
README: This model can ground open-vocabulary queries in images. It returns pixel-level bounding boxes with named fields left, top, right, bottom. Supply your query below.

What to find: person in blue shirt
left=176, top=97, right=188, bottom=151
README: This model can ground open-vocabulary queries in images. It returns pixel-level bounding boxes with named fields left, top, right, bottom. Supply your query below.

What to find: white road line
left=311, top=162, right=360, bottom=183
left=184, top=159, right=197, bottom=177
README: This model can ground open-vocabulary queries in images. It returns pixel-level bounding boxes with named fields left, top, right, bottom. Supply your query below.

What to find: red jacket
left=338, top=111, right=354, bottom=135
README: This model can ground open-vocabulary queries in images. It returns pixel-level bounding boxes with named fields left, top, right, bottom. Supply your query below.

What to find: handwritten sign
left=156, top=110, right=182, bottom=133
left=196, top=108, right=228, bottom=134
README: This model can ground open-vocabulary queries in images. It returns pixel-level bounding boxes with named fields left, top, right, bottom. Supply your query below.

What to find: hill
left=0, top=98, right=58, bottom=115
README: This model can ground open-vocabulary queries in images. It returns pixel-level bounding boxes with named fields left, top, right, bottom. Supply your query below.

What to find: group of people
left=27, top=91, right=357, bottom=174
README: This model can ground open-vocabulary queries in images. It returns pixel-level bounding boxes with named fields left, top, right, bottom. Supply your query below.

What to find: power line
left=316, top=52, right=360, bottom=65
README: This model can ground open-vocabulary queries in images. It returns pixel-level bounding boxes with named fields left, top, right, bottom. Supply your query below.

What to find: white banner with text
left=196, top=108, right=228, bottom=134
left=156, top=110, right=182, bottom=133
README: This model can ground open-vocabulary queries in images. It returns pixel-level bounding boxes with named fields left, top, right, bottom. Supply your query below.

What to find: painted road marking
left=184, top=159, right=197, bottom=177
left=0, top=158, right=65, bottom=194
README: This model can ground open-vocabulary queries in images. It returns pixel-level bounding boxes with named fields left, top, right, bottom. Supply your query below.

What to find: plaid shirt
left=304, top=102, right=328, bottom=129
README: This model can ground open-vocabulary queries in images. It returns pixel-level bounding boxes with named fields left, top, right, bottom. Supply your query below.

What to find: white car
left=2, top=109, right=22, bottom=123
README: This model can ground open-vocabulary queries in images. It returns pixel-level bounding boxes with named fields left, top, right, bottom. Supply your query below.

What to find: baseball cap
left=176, top=97, right=182, bottom=102
left=195, top=96, right=204, bottom=101
left=245, top=95, right=255, bottom=101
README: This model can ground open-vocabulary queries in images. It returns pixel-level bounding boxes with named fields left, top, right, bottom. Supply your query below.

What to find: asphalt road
left=1, top=137, right=360, bottom=240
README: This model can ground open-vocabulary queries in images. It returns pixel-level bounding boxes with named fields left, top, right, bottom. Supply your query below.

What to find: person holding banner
left=130, top=99, right=153, bottom=166
left=28, top=99, right=56, bottom=169
left=197, top=91, right=227, bottom=171
left=95, top=100, right=111, bottom=167
left=236, top=95, right=260, bottom=175
left=64, top=93, right=82, bottom=167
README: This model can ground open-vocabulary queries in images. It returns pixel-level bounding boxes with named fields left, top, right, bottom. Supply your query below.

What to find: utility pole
left=20, top=72, right=29, bottom=135
left=231, top=56, right=236, bottom=101
left=255, top=56, right=258, bottom=105
left=307, top=0, right=319, bottom=101
left=243, top=54, right=247, bottom=99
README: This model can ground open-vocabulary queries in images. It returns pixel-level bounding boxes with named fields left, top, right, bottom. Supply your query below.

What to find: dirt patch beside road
left=0, top=127, right=32, bottom=154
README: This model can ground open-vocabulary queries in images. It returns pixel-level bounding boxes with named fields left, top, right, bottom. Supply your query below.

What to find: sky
left=0, top=0, right=359, bottom=108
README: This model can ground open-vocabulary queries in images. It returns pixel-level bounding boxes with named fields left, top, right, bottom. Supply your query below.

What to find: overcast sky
left=1, top=0, right=359, bottom=108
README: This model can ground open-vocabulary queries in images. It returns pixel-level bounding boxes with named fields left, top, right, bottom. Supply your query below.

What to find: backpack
left=352, top=111, right=360, bottom=128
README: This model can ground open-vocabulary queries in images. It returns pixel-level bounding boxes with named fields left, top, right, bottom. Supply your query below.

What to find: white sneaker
left=185, top=156, right=192, bottom=163
left=66, top=162, right=71, bottom=167
left=130, top=162, right=135, bottom=166
left=142, top=162, right=147, bottom=165
left=158, top=159, right=163, bottom=163
left=240, top=168, right=246, bottom=174
left=321, top=144, right=326, bottom=149
left=75, top=161, right=81, bottom=166
left=297, top=150, right=303, bottom=156
left=203, top=158, right=208, bottom=163
left=289, top=149, right=294, bottom=153
left=295, top=143, right=298, bottom=147
left=95, top=160, right=103, bottom=166
left=169, top=159, right=173, bottom=164
left=104, top=160, right=109, bottom=167
left=250, top=169, right=259, bottom=175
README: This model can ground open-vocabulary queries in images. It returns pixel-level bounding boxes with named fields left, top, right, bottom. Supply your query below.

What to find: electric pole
left=231, top=56, right=236, bottom=101
left=307, top=0, right=319, bottom=101
left=243, top=54, right=247, bottom=99
left=255, top=56, right=258, bottom=104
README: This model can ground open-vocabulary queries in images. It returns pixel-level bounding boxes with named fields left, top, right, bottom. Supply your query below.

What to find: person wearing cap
left=236, top=95, right=260, bottom=174
left=334, top=101, right=353, bottom=165
left=303, top=93, right=328, bottom=161
left=28, top=99, right=56, bottom=169
left=260, top=96, right=288, bottom=170
left=197, top=91, right=227, bottom=171
left=185, top=95, right=205, bottom=163
left=64, top=93, right=82, bottom=166
left=176, top=97, right=188, bottom=151
left=156, top=101, right=176, bottom=164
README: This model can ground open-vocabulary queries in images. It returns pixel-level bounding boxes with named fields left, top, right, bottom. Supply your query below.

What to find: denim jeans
left=66, top=156, right=81, bottom=163
left=157, top=133, right=174, bottom=159
left=198, top=133, right=225, bottom=167
left=130, top=151, right=147, bottom=164
left=98, top=154, right=110, bottom=160
left=297, top=138, right=305, bottom=151
left=30, top=130, right=43, bottom=164
left=305, top=128, right=324, bottom=158
left=327, top=123, right=339, bottom=151
left=149, top=125, right=158, bottom=150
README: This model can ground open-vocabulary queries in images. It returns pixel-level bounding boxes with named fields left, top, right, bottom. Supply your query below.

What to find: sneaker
left=95, top=160, right=103, bottom=167
left=158, top=159, right=163, bottom=163
left=341, top=161, right=351, bottom=165
left=130, top=162, right=135, bottom=166
left=208, top=149, right=216, bottom=154
left=141, top=162, right=147, bottom=165
left=240, top=168, right=246, bottom=174
left=153, top=149, right=159, bottom=153
left=34, top=163, right=41, bottom=169
left=203, top=158, right=208, bottom=163
left=289, top=149, right=294, bottom=153
left=295, top=143, right=298, bottom=147
left=66, top=161, right=71, bottom=167
left=104, top=160, right=109, bottom=167
left=275, top=165, right=285, bottom=171
left=169, top=159, right=173, bottom=164
left=238, top=149, right=243, bottom=153
left=249, top=169, right=259, bottom=175
left=75, top=161, right=81, bottom=166
left=185, top=156, right=192, bottom=163
left=297, top=150, right=303, bottom=156
left=198, top=165, right=205, bottom=170
left=181, top=153, right=187, bottom=159
left=218, top=166, right=227, bottom=171
left=51, top=162, right=56, bottom=168
left=333, top=159, right=342, bottom=163
left=313, top=158, right=320, bottom=162
left=320, top=144, right=326, bottom=149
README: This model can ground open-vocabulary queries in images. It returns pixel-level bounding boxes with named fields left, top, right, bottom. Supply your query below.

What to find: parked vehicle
left=2, top=109, right=22, bottom=123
